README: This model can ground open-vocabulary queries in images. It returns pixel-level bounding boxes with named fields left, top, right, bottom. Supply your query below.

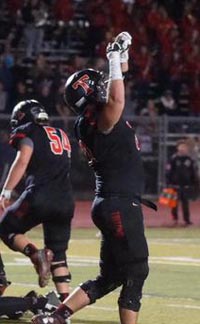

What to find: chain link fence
left=1, top=115, right=200, bottom=199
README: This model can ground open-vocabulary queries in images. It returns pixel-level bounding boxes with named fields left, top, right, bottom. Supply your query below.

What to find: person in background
left=166, top=139, right=198, bottom=225
left=20, top=0, right=48, bottom=58
left=0, top=81, right=8, bottom=114
left=32, top=31, right=156, bottom=324
left=158, top=89, right=177, bottom=116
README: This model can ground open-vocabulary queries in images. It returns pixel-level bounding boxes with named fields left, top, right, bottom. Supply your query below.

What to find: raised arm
left=98, top=32, right=132, bottom=132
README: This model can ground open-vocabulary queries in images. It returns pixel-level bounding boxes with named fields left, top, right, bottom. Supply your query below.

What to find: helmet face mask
left=64, top=69, right=108, bottom=115
left=95, top=73, right=109, bottom=105
left=11, top=100, right=49, bottom=129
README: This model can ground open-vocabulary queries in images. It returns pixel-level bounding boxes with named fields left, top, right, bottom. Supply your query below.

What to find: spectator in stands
left=0, top=54, right=14, bottom=94
left=36, top=82, right=55, bottom=116
left=0, top=81, right=8, bottom=114
left=30, top=54, right=53, bottom=92
left=166, top=139, right=199, bottom=226
left=12, top=56, right=29, bottom=85
left=158, top=89, right=177, bottom=115
left=54, top=81, right=72, bottom=130
left=7, top=0, right=23, bottom=17
left=0, top=0, right=199, bottom=116
left=32, top=54, right=50, bottom=78
left=53, top=0, right=74, bottom=23
left=85, top=0, right=111, bottom=56
left=190, top=76, right=200, bottom=115
left=169, top=50, right=185, bottom=92
left=14, top=80, right=30, bottom=104
left=55, top=79, right=70, bottom=117
left=140, top=98, right=158, bottom=131
left=177, top=83, right=190, bottom=116
left=20, top=0, right=48, bottom=58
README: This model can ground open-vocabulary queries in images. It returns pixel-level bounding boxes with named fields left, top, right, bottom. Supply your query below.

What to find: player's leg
left=181, top=191, right=191, bottom=225
left=43, top=200, right=74, bottom=301
left=0, top=190, right=53, bottom=287
left=31, top=228, right=122, bottom=323
left=0, top=253, right=11, bottom=295
left=0, top=291, right=48, bottom=319
left=116, top=200, right=149, bottom=324
left=95, top=196, right=149, bottom=324
left=118, top=259, right=149, bottom=324
left=171, top=203, right=178, bottom=224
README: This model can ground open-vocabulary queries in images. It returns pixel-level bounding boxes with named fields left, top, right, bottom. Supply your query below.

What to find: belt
left=96, top=193, right=157, bottom=211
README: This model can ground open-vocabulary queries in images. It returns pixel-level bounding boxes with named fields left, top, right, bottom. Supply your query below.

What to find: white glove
left=115, top=31, right=132, bottom=63
left=106, top=41, right=122, bottom=60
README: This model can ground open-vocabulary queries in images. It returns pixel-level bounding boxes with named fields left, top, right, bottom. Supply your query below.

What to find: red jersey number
left=43, top=126, right=71, bottom=157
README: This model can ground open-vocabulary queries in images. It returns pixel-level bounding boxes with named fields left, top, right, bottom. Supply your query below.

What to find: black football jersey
left=167, top=154, right=196, bottom=186
left=75, top=112, right=145, bottom=197
left=9, top=122, right=72, bottom=190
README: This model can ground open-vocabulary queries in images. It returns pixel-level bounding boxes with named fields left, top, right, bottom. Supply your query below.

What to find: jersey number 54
left=43, top=126, right=71, bottom=157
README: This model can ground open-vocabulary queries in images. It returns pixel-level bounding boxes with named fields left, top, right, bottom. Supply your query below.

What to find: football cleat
left=25, top=290, right=48, bottom=314
left=31, top=249, right=54, bottom=287
left=0, top=274, right=11, bottom=296
left=43, top=291, right=61, bottom=315
left=31, top=313, right=66, bottom=324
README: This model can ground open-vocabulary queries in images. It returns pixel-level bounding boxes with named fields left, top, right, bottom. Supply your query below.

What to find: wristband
left=120, top=50, right=129, bottom=63
left=108, top=52, right=123, bottom=80
left=0, top=189, right=12, bottom=200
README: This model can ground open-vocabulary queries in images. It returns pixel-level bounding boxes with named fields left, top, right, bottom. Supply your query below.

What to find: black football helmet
left=11, top=99, right=49, bottom=129
left=64, top=68, right=108, bottom=115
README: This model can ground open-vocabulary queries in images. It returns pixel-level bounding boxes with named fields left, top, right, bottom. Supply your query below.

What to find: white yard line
left=167, top=304, right=200, bottom=310
left=3, top=255, right=200, bottom=267
left=89, top=305, right=117, bottom=311
left=5, top=282, right=200, bottom=312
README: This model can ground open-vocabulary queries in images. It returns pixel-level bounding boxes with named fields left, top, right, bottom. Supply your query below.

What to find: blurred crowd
left=0, top=0, right=200, bottom=119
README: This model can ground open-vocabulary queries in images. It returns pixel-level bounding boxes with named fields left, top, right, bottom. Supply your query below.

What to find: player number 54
left=43, top=126, right=71, bottom=157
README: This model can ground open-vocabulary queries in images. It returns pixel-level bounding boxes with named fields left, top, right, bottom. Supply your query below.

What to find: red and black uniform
left=167, top=153, right=198, bottom=224
left=75, top=112, right=149, bottom=312
left=0, top=122, right=74, bottom=262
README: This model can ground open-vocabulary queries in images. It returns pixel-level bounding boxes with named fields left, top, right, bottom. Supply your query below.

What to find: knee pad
left=0, top=233, right=17, bottom=251
left=51, top=261, right=71, bottom=283
left=118, top=260, right=149, bottom=312
left=52, top=274, right=71, bottom=284
left=80, top=276, right=120, bottom=304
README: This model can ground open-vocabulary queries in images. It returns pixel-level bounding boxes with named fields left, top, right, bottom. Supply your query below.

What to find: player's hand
left=0, top=196, right=10, bottom=211
left=114, top=31, right=132, bottom=63
left=0, top=189, right=12, bottom=211
left=115, top=31, right=132, bottom=52
left=106, top=41, right=122, bottom=59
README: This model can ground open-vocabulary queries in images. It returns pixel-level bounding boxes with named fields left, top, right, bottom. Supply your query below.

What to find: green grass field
left=1, top=226, right=200, bottom=324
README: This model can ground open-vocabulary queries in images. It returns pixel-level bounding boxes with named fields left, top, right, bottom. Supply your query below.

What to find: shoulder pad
left=9, top=122, right=33, bottom=149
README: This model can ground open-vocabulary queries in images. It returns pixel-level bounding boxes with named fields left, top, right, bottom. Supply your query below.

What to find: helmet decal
left=64, top=69, right=107, bottom=115
left=72, top=74, right=94, bottom=95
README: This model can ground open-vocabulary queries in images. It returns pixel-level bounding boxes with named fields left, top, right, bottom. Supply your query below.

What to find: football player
left=32, top=31, right=154, bottom=324
left=0, top=290, right=48, bottom=319
left=0, top=100, right=74, bottom=302
left=0, top=253, right=11, bottom=296
left=0, top=252, right=49, bottom=319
